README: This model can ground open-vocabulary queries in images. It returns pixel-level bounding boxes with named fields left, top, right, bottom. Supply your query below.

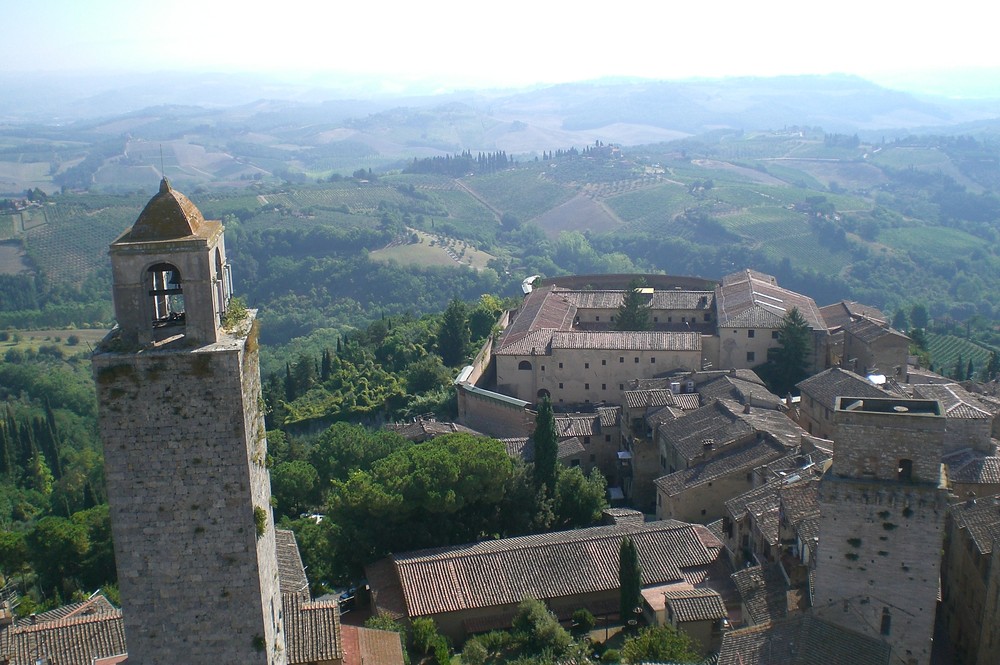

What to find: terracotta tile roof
left=658, top=399, right=801, bottom=466
left=497, top=286, right=577, bottom=350
left=950, top=496, right=1000, bottom=555
left=753, top=451, right=830, bottom=485
left=561, top=290, right=715, bottom=311
left=913, top=383, right=993, bottom=419
left=14, top=593, right=117, bottom=628
left=602, top=508, right=646, bottom=525
left=672, top=394, right=701, bottom=411
left=796, top=517, right=820, bottom=556
left=342, top=625, right=405, bottom=665
left=843, top=317, right=908, bottom=345
left=557, top=437, right=586, bottom=460
left=493, top=328, right=554, bottom=355
left=698, top=375, right=783, bottom=409
left=387, top=418, right=480, bottom=442
left=716, top=270, right=826, bottom=332
left=0, top=611, right=126, bottom=665
left=655, top=438, right=789, bottom=497
left=499, top=437, right=530, bottom=461
left=550, top=330, right=701, bottom=351
left=706, top=518, right=725, bottom=544
left=657, top=400, right=753, bottom=463
left=366, top=558, right=407, bottom=620
left=646, top=406, right=685, bottom=430
left=663, top=588, right=728, bottom=622
left=747, top=494, right=781, bottom=546
left=625, top=389, right=680, bottom=409
left=779, top=479, right=821, bottom=527
left=819, top=300, right=887, bottom=330
left=797, top=367, right=887, bottom=409
left=731, top=563, right=788, bottom=625
left=496, top=437, right=583, bottom=462
left=556, top=414, right=600, bottom=438
left=368, top=521, right=722, bottom=619
left=283, top=594, right=342, bottom=664
left=598, top=406, right=621, bottom=428
left=946, top=453, right=1000, bottom=485
left=275, top=529, right=310, bottom=600
left=726, top=482, right=781, bottom=528
left=718, top=614, right=892, bottom=665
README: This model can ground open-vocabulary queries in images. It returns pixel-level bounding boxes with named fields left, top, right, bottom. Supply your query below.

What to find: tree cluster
left=272, top=424, right=608, bottom=585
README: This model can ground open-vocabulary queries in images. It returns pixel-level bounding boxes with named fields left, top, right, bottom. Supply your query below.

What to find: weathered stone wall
left=93, top=316, right=285, bottom=664
left=814, top=476, right=947, bottom=665
left=942, top=416, right=993, bottom=454
left=627, top=435, right=660, bottom=512
left=659, top=472, right=756, bottom=523
left=831, top=399, right=945, bottom=483
left=940, top=503, right=1000, bottom=665
left=456, top=384, right=532, bottom=438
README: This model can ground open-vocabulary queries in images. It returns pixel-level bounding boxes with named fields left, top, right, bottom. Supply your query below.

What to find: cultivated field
left=370, top=228, right=494, bottom=270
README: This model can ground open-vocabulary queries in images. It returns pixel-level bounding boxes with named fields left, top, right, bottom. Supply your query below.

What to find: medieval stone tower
left=813, top=396, right=949, bottom=665
left=92, top=179, right=286, bottom=664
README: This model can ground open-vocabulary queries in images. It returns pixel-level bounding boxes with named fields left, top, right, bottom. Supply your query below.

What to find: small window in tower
left=748, top=329, right=755, bottom=338
left=898, top=459, right=913, bottom=482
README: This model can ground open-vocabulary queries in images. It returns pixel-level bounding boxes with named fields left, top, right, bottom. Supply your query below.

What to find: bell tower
left=108, top=177, right=233, bottom=347
left=93, top=179, right=286, bottom=664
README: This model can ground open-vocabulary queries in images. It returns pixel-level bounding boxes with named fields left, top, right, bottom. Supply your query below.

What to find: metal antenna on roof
left=159, top=144, right=165, bottom=177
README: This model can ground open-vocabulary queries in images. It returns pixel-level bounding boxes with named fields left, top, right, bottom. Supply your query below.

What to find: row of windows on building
left=588, top=313, right=713, bottom=323
left=518, top=357, right=660, bottom=371
left=743, top=329, right=781, bottom=339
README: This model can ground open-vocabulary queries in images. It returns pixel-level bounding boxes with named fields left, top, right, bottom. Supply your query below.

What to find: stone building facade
left=940, top=496, right=1000, bottom=665
left=92, top=179, right=286, bottom=664
left=812, top=397, right=949, bottom=665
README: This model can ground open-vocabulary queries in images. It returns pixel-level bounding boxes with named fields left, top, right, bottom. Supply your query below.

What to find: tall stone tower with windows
left=812, top=396, right=949, bottom=665
left=92, top=179, right=286, bottom=664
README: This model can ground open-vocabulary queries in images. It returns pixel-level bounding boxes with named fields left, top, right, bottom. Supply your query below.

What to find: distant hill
left=2, top=73, right=1000, bottom=196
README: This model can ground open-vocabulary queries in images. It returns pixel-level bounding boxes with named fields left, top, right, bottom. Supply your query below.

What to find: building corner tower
left=92, top=178, right=286, bottom=663
left=813, top=396, right=948, bottom=665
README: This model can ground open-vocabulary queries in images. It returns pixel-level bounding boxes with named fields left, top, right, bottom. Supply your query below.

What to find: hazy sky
left=5, top=0, right=999, bottom=94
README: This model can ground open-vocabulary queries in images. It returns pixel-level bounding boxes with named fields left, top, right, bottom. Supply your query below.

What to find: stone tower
left=92, top=179, right=286, bottom=664
left=813, top=396, right=949, bottom=665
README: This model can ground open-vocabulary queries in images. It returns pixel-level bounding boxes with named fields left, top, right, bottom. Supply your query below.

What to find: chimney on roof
left=967, top=492, right=977, bottom=508
left=702, top=438, right=715, bottom=450
left=744, top=402, right=752, bottom=414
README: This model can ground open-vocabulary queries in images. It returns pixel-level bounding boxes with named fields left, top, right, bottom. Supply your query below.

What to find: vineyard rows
left=26, top=204, right=136, bottom=281
left=604, top=184, right=691, bottom=222
left=926, top=333, right=995, bottom=377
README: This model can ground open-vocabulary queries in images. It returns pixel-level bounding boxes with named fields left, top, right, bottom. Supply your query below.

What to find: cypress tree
left=619, top=536, right=642, bottom=626
left=437, top=298, right=470, bottom=367
left=532, top=397, right=558, bottom=494
left=616, top=279, right=652, bottom=331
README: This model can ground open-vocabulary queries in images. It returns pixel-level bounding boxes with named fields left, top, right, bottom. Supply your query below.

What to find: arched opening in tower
left=147, top=262, right=185, bottom=331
